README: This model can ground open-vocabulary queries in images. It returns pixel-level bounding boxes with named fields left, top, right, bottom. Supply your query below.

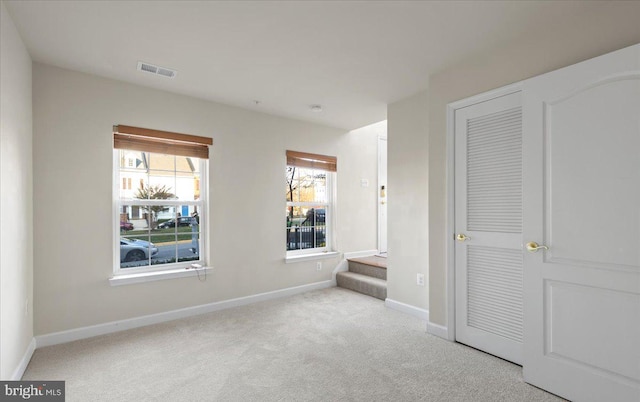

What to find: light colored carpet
left=24, top=288, right=563, bottom=401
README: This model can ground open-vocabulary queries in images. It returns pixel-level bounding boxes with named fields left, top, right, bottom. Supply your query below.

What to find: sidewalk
left=155, top=239, right=194, bottom=246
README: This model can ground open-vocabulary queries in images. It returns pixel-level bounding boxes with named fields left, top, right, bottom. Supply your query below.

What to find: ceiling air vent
left=137, top=61, right=177, bottom=79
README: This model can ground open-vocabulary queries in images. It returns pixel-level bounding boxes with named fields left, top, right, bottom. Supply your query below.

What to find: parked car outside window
left=120, top=221, right=134, bottom=231
left=302, top=208, right=325, bottom=224
left=157, top=216, right=196, bottom=229
left=120, top=238, right=158, bottom=262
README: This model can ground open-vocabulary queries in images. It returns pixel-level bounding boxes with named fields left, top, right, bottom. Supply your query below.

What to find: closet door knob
left=456, top=234, right=470, bottom=242
left=526, top=242, right=549, bottom=253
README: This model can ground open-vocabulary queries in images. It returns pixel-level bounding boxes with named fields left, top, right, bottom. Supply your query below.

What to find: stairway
left=336, top=255, right=387, bottom=300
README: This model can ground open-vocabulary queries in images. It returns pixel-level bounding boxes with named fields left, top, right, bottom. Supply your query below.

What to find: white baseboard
left=36, top=280, right=334, bottom=348
left=331, top=259, right=348, bottom=286
left=385, top=298, right=429, bottom=321
left=427, top=321, right=451, bottom=340
left=11, top=338, right=36, bottom=380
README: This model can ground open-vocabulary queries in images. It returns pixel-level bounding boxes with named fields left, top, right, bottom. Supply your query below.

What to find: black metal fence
left=286, top=225, right=326, bottom=251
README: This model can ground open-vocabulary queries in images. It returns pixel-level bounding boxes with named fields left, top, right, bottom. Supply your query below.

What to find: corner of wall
left=386, top=89, right=429, bottom=312
left=0, top=0, right=34, bottom=379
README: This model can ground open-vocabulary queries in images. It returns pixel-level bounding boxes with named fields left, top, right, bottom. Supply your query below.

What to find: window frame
left=112, top=151, right=208, bottom=277
left=285, top=164, right=335, bottom=257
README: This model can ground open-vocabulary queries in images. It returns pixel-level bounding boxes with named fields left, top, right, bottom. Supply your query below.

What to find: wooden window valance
left=286, top=150, right=337, bottom=172
left=113, top=125, right=213, bottom=159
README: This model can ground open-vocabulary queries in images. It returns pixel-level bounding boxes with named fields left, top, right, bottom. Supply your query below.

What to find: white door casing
left=378, top=136, right=388, bottom=254
left=522, top=44, right=640, bottom=402
left=454, top=91, right=524, bottom=365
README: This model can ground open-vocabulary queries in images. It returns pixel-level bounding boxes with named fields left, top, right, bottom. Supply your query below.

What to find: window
left=286, top=150, right=336, bottom=256
left=113, top=125, right=212, bottom=275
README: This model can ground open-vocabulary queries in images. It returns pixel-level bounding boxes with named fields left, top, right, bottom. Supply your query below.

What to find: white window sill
left=109, top=266, right=212, bottom=286
left=285, top=251, right=340, bottom=264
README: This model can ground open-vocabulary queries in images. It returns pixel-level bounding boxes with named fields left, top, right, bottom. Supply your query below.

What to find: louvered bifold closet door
left=467, top=246, right=523, bottom=343
left=454, top=91, right=524, bottom=365
left=467, top=107, right=522, bottom=233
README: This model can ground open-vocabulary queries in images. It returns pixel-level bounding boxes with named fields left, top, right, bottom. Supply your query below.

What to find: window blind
left=113, top=125, right=213, bottom=159
left=286, top=150, right=337, bottom=172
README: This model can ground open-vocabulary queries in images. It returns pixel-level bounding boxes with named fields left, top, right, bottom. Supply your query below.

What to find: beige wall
left=334, top=121, right=382, bottom=251
left=0, top=1, right=33, bottom=379
left=387, top=91, right=429, bottom=310
left=427, top=7, right=640, bottom=325
left=32, top=64, right=379, bottom=335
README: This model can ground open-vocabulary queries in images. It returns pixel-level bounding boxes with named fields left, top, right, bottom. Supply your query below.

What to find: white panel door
left=522, top=44, right=640, bottom=402
left=378, top=137, right=387, bottom=253
left=455, top=91, right=524, bottom=364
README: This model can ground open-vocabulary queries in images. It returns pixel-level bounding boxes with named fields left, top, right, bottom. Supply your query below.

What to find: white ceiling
left=2, top=1, right=625, bottom=130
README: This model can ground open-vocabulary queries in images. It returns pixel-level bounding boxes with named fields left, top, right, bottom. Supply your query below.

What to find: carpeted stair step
left=347, top=259, right=387, bottom=280
left=336, top=271, right=387, bottom=300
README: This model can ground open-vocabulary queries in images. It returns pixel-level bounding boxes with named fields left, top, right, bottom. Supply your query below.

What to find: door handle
left=526, top=242, right=549, bottom=253
left=456, top=234, right=470, bottom=242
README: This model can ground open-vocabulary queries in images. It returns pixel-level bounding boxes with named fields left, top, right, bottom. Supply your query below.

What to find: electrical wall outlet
left=417, top=273, right=425, bottom=286
left=316, top=262, right=322, bottom=271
